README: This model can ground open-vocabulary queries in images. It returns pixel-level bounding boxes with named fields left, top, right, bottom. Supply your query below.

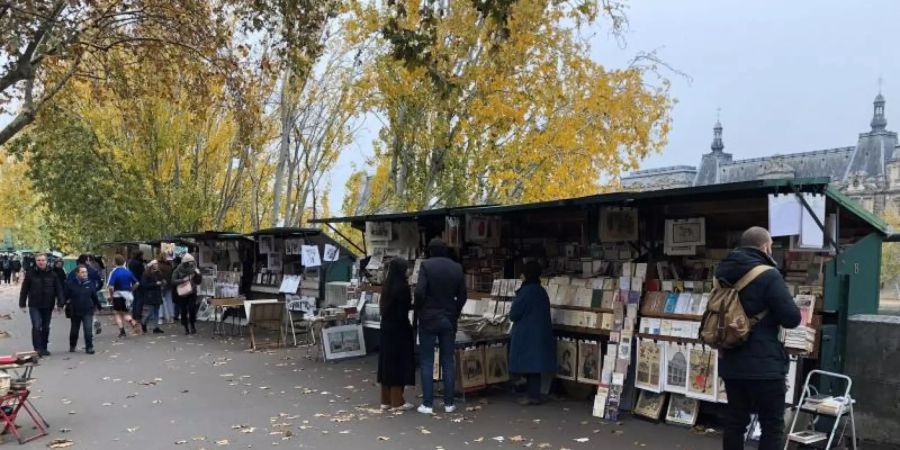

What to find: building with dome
left=622, top=92, right=900, bottom=216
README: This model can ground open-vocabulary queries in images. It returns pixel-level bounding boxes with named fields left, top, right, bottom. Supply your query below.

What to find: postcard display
left=253, top=236, right=322, bottom=306
left=196, top=241, right=243, bottom=298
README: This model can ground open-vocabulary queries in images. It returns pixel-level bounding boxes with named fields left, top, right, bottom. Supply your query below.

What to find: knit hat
left=181, top=253, right=195, bottom=263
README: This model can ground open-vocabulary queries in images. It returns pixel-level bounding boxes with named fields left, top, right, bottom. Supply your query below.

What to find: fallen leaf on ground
left=510, top=435, right=524, bottom=442
left=216, top=439, right=230, bottom=445
left=175, top=440, right=187, bottom=445
left=377, top=436, right=390, bottom=441
left=573, top=437, right=589, bottom=443
left=47, top=439, right=74, bottom=448
left=127, top=427, right=140, bottom=433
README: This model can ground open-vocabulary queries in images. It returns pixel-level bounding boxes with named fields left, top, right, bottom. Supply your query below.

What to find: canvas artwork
left=633, top=390, right=667, bottom=421
left=459, top=347, right=486, bottom=389
left=686, top=345, right=718, bottom=402
left=366, top=221, right=392, bottom=241
left=284, top=239, right=303, bottom=255
left=323, top=244, right=339, bottom=262
left=668, top=218, right=706, bottom=246
left=301, top=245, right=322, bottom=268
left=664, top=342, right=689, bottom=394
left=556, top=339, right=577, bottom=380
left=467, top=216, right=491, bottom=242
left=445, top=217, right=461, bottom=248
left=267, top=253, right=283, bottom=272
left=484, top=345, right=510, bottom=384
left=599, top=207, right=639, bottom=242
left=258, top=235, right=274, bottom=254
left=322, top=324, right=366, bottom=360
left=665, top=394, right=699, bottom=426
left=577, top=341, right=601, bottom=384
left=635, top=339, right=664, bottom=393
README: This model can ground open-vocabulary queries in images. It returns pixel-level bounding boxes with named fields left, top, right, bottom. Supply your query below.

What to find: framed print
left=599, top=207, right=639, bottom=242
left=284, top=238, right=303, bottom=255
left=686, top=344, right=718, bottom=402
left=322, top=324, right=366, bottom=360
left=484, top=344, right=510, bottom=384
left=635, top=339, right=664, bottom=393
left=556, top=339, right=577, bottom=380
left=664, top=342, right=688, bottom=394
left=459, top=346, right=486, bottom=389
left=667, top=218, right=706, bottom=246
left=577, top=340, right=601, bottom=384
left=301, top=245, right=322, bottom=268
left=665, top=394, right=699, bottom=426
left=467, top=215, right=490, bottom=242
left=633, top=390, right=667, bottom=421
left=267, top=253, right=283, bottom=272
left=445, top=217, right=461, bottom=248
left=366, top=221, right=392, bottom=241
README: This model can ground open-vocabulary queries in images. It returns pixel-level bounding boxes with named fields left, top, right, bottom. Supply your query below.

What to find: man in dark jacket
left=64, top=265, right=103, bottom=354
left=715, top=227, right=801, bottom=450
left=414, top=238, right=467, bottom=415
left=19, top=253, right=65, bottom=356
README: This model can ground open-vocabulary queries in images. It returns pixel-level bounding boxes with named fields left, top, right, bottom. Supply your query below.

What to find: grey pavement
left=0, top=285, right=720, bottom=449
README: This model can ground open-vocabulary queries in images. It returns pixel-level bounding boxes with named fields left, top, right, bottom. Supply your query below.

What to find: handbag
left=177, top=281, right=194, bottom=297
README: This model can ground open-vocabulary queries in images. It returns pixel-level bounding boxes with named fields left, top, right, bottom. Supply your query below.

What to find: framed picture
left=577, top=340, right=601, bottom=384
left=267, top=253, right=283, bottom=272
left=664, top=342, right=689, bottom=394
left=322, top=324, right=366, bottom=360
left=635, top=339, right=664, bottom=393
left=668, top=218, right=706, bottom=246
left=633, top=390, right=667, bottom=421
left=556, top=339, right=577, bottom=380
left=467, top=215, right=490, bottom=242
left=686, top=344, right=718, bottom=402
left=258, top=235, right=274, bottom=254
left=484, top=345, right=510, bottom=384
left=366, top=221, right=392, bottom=241
left=665, top=394, right=699, bottom=426
left=445, top=217, right=461, bottom=248
left=459, top=346, right=486, bottom=389
left=599, top=207, right=638, bottom=242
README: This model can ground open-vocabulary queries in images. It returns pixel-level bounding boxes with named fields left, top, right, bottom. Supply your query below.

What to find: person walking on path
left=155, top=253, right=175, bottom=325
left=172, top=253, right=202, bottom=335
left=139, top=260, right=165, bottom=334
left=377, top=259, right=416, bottom=411
left=11, top=256, right=22, bottom=284
left=107, top=254, right=140, bottom=338
left=64, top=265, right=102, bottom=354
left=716, top=227, right=801, bottom=450
left=18, top=253, right=64, bottom=356
left=2, top=255, right=11, bottom=285
left=128, top=252, right=146, bottom=324
left=414, top=238, right=467, bottom=415
left=508, top=261, right=555, bottom=406
left=52, top=259, right=67, bottom=287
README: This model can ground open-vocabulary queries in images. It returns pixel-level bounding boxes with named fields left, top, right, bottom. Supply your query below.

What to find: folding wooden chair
left=0, top=389, right=48, bottom=444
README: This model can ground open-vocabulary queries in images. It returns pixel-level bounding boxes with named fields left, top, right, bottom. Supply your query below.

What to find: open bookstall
left=312, top=178, right=887, bottom=431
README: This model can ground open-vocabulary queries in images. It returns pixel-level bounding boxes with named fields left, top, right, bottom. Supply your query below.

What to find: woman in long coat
left=508, top=261, right=556, bottom=405
left=377, top=258, right=416, bottom=411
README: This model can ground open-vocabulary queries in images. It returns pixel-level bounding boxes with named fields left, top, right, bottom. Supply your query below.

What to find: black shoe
left=141, top=323, right=148, bottom=333
left=118, top=328, right=126, bottom=338
left=85, top=348, right=95, bottom=355
left=39, top=350, right=50, bottom=357
left=190, top=326, right=197, bottom=335
left=153, top=328, right=164, bottom=334
left=69, top=347, right=76, bottom=353
left=185, top=329, right=191, bottom=335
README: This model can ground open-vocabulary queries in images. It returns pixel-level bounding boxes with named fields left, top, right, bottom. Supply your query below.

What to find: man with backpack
left=713, top=227, right=801, bottom=450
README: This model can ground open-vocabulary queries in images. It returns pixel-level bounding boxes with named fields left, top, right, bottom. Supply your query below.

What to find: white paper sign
left=279, top=274, right=301, bottom=294
left=301, top=245, right=322, bottom=267
left=323, top=244, right=339, bottom=262
left=799, top=193, right=825, bottom=248
left=768, top=194, right=802, bottom=237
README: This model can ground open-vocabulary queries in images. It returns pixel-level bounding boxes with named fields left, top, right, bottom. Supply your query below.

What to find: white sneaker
left=380, top=404, right=391, bottom=411
left=417, top=405, right=434, bottom=415
left=391, top=403, right=415, bottom=412
left=444, top=404, right=456, bottom=413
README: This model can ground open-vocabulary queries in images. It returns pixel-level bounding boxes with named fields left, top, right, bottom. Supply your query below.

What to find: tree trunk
left=270, top=69, right=293, bottom=227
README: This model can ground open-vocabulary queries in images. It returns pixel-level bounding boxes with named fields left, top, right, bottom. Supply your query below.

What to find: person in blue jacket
left=67, top=254, right=103, bottom=289
left=64, top=265, right=103, bottom=354
left=508, top=261, right=556, bottom=405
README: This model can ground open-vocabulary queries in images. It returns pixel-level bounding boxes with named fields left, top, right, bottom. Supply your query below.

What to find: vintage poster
left=686, top=344, right=718, bottom=402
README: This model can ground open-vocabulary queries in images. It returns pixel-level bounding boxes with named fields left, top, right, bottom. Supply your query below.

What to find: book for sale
left=664, top=293, right=679, bottom=314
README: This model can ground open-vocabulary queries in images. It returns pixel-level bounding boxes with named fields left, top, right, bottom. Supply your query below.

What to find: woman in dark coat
left=140, top=261, right=165, bottom=334
left=508, top=261, right=556, bottom=405
left=171, top=254, right=202, bottom=335
left=377, top=258, right=416, bottom=411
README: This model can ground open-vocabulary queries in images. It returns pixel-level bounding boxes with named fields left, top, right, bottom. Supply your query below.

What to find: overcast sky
left=328, top=0, right=900, bottom=212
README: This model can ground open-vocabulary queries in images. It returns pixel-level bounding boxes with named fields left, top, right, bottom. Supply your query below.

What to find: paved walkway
left=0, top=286, right=720, bottom=449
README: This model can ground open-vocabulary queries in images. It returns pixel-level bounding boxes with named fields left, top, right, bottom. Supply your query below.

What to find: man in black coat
left=414, top=238, right=467, bottom=415
left=715, top=227, right=801, bottom=450
left=19, top=253, right=65, bottom=356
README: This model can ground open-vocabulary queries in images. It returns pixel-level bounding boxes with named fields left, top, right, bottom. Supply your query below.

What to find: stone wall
left=845, top=314, right=900, bottom=446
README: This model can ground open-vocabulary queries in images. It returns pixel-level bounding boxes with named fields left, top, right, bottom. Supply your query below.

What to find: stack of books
left=783, top=326, right=815, bottom=352
left=788, top=431, right=827, bottom=444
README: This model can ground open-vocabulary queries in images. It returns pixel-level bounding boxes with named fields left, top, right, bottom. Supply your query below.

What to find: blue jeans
left=70, top=314, right=94, bottom=350
left=418, top=317, right=457, bottom=408
left=142, top=304, right=159, bottom=328
left=29, top=307, right=53, bottom=352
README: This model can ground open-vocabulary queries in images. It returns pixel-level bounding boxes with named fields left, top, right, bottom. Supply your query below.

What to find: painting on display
left=633, top=390, right=667, bottom=422
left=556, top=339, right=577, bottom=381
left=664, top=342, right=689, bottom=394
left=258, top=236, right=274, bottom=254
left=366, top=222, right=391, bottom=241
left=686, top=344, right=718, bottom=402
left=599, top=207, right=638, bottom=242
left=484, top=344, right=510, bottom=384
left=665, top=394, right=699, bottom=426
left=459, top=346, right=486, bottom=389
left=322, top=324, right=366, bottom=360
left=576, top=340, right=601, bottom=384
left=635, top=339, right=664, bottom=393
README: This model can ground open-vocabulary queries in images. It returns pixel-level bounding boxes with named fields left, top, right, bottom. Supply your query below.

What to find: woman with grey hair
left=172, top=254, right=202, bottom=335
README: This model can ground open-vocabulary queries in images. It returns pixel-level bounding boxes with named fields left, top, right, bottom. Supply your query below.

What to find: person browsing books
left=716, top=227, right=801, bottom=450
left=508, top=261, right=555, bottom=405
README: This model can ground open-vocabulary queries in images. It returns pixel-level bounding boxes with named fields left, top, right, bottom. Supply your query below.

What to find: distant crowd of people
left=18, top=251, right=203, bottom=356
left=0, top=253, right=24, bottom=285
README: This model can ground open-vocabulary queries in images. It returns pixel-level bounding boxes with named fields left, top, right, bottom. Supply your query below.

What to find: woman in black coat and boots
left=377, top=259, right=416, bottom=411
left=171, top=254, right=202, bottom=335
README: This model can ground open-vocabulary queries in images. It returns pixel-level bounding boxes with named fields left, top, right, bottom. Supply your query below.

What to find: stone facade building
left=622, top=93, right=900, bottom=216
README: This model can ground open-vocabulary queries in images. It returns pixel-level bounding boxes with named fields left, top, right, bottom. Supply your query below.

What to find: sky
left=327, top=0, right=900, bottom=212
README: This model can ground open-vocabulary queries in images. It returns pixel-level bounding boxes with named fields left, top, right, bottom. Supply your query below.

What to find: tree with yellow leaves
left=344, top=0, right=672, bottom=212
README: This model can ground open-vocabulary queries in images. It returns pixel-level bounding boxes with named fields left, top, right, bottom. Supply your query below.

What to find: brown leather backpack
left=699, top=265, right=772, bottom=349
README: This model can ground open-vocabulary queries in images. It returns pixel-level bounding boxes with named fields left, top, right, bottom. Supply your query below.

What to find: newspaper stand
left=785, top=370, right=857, bottom=450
